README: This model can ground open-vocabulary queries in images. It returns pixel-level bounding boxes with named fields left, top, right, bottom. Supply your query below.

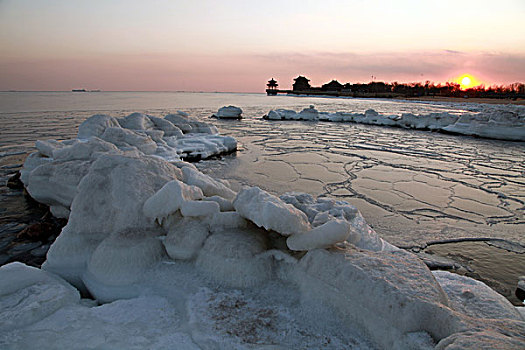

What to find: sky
left=1, top=0, right=524, bottom=92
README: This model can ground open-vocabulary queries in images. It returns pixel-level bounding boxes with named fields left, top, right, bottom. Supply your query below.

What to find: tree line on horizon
left=284, top=76, right=525, bottom=99
left=352, top=80, right=525, bottom=99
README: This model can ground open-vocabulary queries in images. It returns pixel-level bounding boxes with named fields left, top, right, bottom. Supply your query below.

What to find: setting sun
left=456, top=74, right=481, bottom=90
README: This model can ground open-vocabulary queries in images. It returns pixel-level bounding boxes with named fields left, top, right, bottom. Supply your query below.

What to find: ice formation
left=264, top=105, right=525, bottom=141
left=3, top=112, right=525, bottom=349
left=212, top=105, right=243, bottom=119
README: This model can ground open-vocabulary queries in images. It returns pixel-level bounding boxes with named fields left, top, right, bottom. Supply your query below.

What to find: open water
left=1, top=91, right=524, bottom=303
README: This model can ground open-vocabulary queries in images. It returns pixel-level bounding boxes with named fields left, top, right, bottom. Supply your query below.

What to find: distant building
left=293, top=76, right=311, bottom=91
left=267, top=78, right=278, bottom=90
left=321, top=80, right=344, bottom=92
left=266, top=78, right=279, bottom=95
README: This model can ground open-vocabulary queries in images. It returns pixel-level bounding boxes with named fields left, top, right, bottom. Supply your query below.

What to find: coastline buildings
left=266, top=76, right=525, bottom=99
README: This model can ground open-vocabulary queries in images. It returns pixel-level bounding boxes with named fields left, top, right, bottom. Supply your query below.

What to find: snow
left=5, top=111, right=525, bottom=349
left=213, top=105, right=243, bottom=119
left=264, top=105, right=525, bottom=141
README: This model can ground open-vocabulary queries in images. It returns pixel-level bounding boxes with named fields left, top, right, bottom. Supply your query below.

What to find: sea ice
left=264, top=105, right=525, bottom=141
left=213, top=105, right=243, bottom=119
left=7, top=111, right=525, bottom=349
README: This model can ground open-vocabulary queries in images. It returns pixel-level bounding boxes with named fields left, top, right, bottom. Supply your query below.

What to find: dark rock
left=8, top=242, right=42, bottom=254
left=6, top=171, right=24, bottom=189
left=17, top=222, right=54, bottom=241
left=516, top=277, right=525, bottom=301
left=0, top=254, right=10, bottom=265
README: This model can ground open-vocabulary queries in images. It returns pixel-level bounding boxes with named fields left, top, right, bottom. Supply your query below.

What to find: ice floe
left=3, top=112, right=525, bottom=349
left=212, top=105, right=243, bottom=119
left=264, top=105, right=525, bottom=141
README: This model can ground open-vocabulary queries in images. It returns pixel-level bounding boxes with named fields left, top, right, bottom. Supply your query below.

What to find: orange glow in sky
left=456, top=74, right=482, bottom=90
left=0, top=1, right=524, bottom=92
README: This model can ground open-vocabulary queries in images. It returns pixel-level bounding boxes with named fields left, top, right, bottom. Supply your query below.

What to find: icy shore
left=1, top=112, right=524, bottom=349
left=264, top=105, right=525, bottom=141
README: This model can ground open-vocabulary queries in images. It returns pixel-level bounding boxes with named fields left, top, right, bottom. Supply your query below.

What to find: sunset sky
left=1, top=0, right=524, bottom=92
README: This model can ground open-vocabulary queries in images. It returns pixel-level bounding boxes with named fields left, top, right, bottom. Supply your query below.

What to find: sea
left=1, top=91, right=524, bottom=304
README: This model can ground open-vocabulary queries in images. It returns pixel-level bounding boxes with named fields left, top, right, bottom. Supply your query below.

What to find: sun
left=461, top=76, right=471, bottom=87
left=456, top=74, right=480, bottom=90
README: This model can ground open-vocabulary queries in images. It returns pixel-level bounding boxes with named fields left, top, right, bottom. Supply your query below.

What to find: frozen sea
left=1, top=91, right=524, bottom=303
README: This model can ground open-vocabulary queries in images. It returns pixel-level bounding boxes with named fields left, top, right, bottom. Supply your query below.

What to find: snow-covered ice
left=3, top=112, right=524, bottom=349
left=212, top=105, right=243, bottom=119
left=264, top=104, right=525, bottom=141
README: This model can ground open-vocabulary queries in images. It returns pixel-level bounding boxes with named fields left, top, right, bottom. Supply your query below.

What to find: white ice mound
left=213, top=105, right=243, bottom=119
left=433, top=270, right=524, bottom=321
left=0, top=262, right=80, bottom=332
left=294, top=248, right=457, bottom=349
left=442, top=109, right=525, bottom=141
left=233, top=186, right=311, bottom=236
left=264, top=105, right=525, bottom=141
left=42, top=154, right=182, bottom=290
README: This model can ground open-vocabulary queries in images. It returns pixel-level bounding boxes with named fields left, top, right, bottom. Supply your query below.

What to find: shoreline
left=398, top=95, right=525, bottom=105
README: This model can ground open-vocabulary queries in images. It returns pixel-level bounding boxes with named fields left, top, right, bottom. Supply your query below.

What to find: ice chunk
left=1, top=293, right=200, bottom=349
left=182, top=166, right=236, bottom=200
left=53, top=137, right=120, bottom=161
left=297, top=105, right=319, bottom=120
left=26, top=160, right=91, bottom=210
left=196, top=228, right=270, bottom=287
left=43, top=154, right=181, bottom=289
left=148, top=115, right=184, bottom=137
left=20, top=152, right=54, bottom=185
left=84, top=229, right=166, bottom=302
left=433, top=270, right=523, bottom=321
left=143, top=179, right=203, bottom=222
left=204, top=195, right=234, bottom=212
left=118, top=112, right=155, bottom=130
left=205, top=211, right=249, bottom=230
left=163, top=218, right=209, bottom=260
left=233, top=187, right=311, bottom=236
left=0, top=262, right=79, bottom=332
left=101, top=127, right=158, bottom=154
left=180, top=200, right=220, bottom=217
left=165, top=112, right=219, bottom=134
left=293, top=248, right=458, bottom=349
left=435, top=330, right=525, bottom=349
left=213, top=105, right=243, bottom=119
left=280, top=192, right=396, bottom=251
left=77, top=114, right=121, bottom=139
left=286, top=219, right=350, bottom=251
left=35, top=139, right=64, bottom=158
